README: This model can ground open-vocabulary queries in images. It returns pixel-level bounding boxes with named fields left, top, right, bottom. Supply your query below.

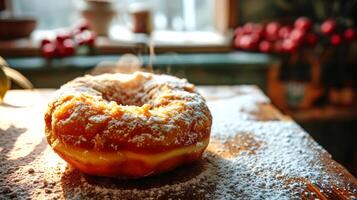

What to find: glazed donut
left=45, top=72, right=212, bottom=178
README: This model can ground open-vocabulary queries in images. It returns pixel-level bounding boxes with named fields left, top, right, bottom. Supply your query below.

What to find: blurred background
left=0, top=0, right=356, bottom=176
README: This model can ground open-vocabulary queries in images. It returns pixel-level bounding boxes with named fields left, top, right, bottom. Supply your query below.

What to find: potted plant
left=81, top=0, right=116, bottom=36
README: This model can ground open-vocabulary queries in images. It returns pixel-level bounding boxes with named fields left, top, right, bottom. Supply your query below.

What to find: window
left=12, top=0, right=78, bottom=29
left=12, top=0, right=215, bottom=31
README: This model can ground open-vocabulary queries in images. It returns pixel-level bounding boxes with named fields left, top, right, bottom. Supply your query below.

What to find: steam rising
left=91, top=41, right=156, bottom=75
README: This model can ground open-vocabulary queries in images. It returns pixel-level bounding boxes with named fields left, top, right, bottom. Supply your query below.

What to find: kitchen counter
left=5, top=52, right=275, bottom=87
left=0, top=86, right=356, bottom=199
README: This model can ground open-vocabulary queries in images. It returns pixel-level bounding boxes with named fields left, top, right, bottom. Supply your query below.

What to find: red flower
left=305, top=32, right=318, bottom=46
left=259, top=41, right=272, bottom=53
left=321, top=19, right=337, bottom=35
left=289, top=29, right=305, bottom=44
left=343, top=28, right=356, bottom=41
left=63, top=39, right=76, bottom=56
left=41, top=43, right=56, bottom=59
left=265, top=22, right=281, bottom=42
left=56, top=31, right=71, bottom=43
left=282, top=39, right=299, bottom=53
left=237, top=35, right=258, bottom=50
left=330, top=34, right=342, bottom=46
left=234, top=27, right=243, bottom=36
left=278, top=26, right=293, bottom=39
left=41, top=38, right=51, bottom=47
left=294, top=17, right=312, bottom=31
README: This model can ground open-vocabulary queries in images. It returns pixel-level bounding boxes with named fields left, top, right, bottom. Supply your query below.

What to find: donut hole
left=88, top=72, right=171, bottom=107
left=98, top=86, right=148, bottom=107
left=101, top=91, right=145, bottom=107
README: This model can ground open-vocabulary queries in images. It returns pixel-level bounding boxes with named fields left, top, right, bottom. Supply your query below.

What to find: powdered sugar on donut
left=45, top=72, right=212, bottom=153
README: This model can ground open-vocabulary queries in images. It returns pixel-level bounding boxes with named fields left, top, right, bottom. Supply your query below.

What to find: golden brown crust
left=45, top=72, right=212, bottom=177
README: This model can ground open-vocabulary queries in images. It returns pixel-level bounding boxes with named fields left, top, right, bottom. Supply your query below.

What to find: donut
left=44, top=72, right=212, bottom=178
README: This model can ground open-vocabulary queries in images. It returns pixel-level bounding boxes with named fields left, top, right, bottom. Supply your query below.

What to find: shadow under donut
left=60, top=151, right=232, bottom=200
left=60, top=132, right=263, bottom=200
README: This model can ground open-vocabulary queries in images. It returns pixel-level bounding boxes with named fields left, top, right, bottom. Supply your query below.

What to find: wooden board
left=0, top=86, right=356, bottom=199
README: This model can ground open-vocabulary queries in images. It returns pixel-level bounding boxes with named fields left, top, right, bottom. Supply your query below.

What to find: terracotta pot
left=0, top=16, right=36, bottom=40
left=81, top=0, right=116, bottom=36
left=129, top=3, right=152, bottom=34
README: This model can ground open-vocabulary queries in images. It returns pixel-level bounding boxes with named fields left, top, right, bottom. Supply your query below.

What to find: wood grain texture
left=0, top=86, right=356, bottom=199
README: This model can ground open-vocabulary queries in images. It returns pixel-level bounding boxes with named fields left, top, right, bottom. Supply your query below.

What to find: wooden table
left=0, top=86, right=356, bottom=199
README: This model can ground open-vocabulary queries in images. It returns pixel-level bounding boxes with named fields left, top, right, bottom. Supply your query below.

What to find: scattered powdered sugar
left=88, top=115, right=110, bottom=124
left=48, top=103, right=357, bottom=199
left=1, top=86, right=356, bottom=200
left=209, top=121, right=329, bottom=199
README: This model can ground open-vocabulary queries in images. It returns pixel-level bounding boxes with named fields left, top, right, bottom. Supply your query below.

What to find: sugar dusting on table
left=54, top=86, right=357, bottom=199
left=55, top=120, right=357, bottom=200
left=0, top=87, right=356, bottom=200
